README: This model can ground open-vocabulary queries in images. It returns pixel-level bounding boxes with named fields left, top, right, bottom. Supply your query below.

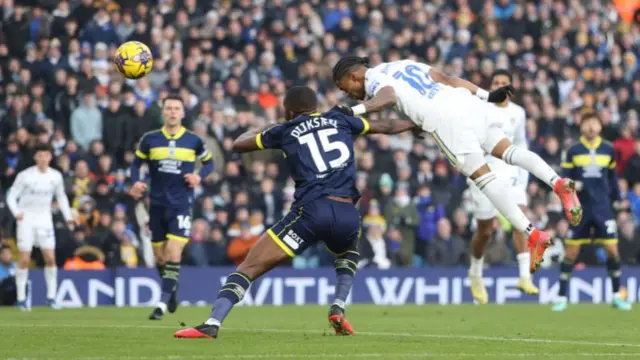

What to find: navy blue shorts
left=149, top=204, right=192, bottom=246
left=268, top=197, right=361, bottom=257
left=567, top=211, right=618, bottom=245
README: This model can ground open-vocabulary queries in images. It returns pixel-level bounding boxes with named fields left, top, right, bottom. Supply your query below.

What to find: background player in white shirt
left=467, top=70, right=538, bottom=304
left=333, top=56, right=582, bottom=273
left=6, top=144, right=76, bottom=311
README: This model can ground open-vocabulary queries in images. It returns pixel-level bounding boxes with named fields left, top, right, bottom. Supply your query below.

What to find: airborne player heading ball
left=129, top=94, right=215, bottom=320
left=332, top=56, right=583, bottom=272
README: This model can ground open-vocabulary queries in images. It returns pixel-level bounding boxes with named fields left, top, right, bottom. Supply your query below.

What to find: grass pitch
left=1, top=305, right=639, bottom=359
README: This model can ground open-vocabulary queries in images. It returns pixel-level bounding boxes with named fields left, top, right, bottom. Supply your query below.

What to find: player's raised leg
left=458, top=153, right=552, bottom=273
left=488, top=137, right=582, bottom=227
left=174, top=226, right=291, bottom=338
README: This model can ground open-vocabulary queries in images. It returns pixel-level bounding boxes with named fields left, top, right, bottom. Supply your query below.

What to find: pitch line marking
left=2, top=323, right=640, bottom=349
left=6, top=354, right=640, bottom=360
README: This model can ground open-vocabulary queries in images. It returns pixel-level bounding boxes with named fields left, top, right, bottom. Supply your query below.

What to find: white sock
left=45, top=266, right=58, bottom=300
left=469, top=256, right=484, bottom=277
left=157, top=302, right=167, bottom=313
left=333, top=299, right=346, bottom=309
left=16, top=268, right=28, bottom=302
left=205, top=318, right=221, bottom=326
left=474, top=172, right=534, bottom=235
left=502, top=145, right=560, bottom=188
left=516, top=252, right=531, bottom=279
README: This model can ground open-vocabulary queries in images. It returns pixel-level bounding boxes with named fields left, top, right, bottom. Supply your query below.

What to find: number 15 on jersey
left=298, top=128, right=350, bottom=173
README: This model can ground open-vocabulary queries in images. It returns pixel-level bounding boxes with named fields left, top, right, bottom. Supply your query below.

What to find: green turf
left=1, top=305, right=639, bottom=359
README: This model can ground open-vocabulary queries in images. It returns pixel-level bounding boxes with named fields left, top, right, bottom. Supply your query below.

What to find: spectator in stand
left=359, top=220, right=392, bottom=270
left=384, top=185, right=418, bottom=267
left=426, top=218, right=467, bottom=266
left=0, top=245, right=16, bottom=305
left=624, top=139, right=640, bottom=187
left=226, top=223, right=259, bottom=266
left=70, top=91, right=102, bottom=150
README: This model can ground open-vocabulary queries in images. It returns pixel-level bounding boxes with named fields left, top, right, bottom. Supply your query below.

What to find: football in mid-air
left=113, top=41, right=153, bottom=79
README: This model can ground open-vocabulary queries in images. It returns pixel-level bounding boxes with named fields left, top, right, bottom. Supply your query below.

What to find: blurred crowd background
left=0, top=0, right=639, bottom=274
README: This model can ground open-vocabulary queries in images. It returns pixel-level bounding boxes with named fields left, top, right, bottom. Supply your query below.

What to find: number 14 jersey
left=256, top=108, right=369, bottom=205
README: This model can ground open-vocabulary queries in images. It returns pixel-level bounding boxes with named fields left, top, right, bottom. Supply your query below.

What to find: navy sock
left=558, top=258, right=575, bottom=297
left=156, top=263, right=164, bottom=278
left=210, top=272, right=252, bottom=323
left=333, top=250, right=359, bottom=307
left=607, top=256, right=622, bottom=293
left=160, top=261, right=180, bottom=305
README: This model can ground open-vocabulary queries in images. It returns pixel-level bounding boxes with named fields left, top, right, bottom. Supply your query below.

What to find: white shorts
left=427, top=88, right=507, bottom=176
left=468, top=174, right=528, bottom=220
left=17, top=217, right=55, bottom=252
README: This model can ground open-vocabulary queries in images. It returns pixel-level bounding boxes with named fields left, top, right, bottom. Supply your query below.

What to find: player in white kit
left=333, top=56, right=583, bottom=273
left=6, top=144, right=76, bottom=311
left=466, top=70, right=538, bottom=304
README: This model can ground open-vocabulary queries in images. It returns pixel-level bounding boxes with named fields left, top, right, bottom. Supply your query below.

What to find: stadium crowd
left=0, top=0, right=639, bottom=272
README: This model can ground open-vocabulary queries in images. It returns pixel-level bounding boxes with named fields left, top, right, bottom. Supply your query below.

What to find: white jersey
left=364, top=59, right=456, bottom=132
left=469, top=102, right=529, bottom=219
left=484, top=102, right=528, bottom=183
left=6, top=166, right=73, bottom=222
left=365, top=58, right=511, bottom=177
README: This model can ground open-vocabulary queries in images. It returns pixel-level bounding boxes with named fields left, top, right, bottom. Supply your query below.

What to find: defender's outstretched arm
left=232, top=123, right=278, bottom=153
left=367, top=117, right=417, bottom=135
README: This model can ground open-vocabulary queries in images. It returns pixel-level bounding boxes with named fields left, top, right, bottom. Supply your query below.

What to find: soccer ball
left=113, top=41, right=154, bottom=79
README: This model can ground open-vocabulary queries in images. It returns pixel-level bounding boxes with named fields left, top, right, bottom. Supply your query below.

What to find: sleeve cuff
left=256, top=133, right=265, bottom=150
left=135, top=150, right=148, bottom=159
left=359, top=117, right=370, bottom=134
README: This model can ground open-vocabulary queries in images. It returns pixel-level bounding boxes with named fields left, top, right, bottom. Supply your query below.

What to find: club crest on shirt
left=168, top=140, right=176, bottom=159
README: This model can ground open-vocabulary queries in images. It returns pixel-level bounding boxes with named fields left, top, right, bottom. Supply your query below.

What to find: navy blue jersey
left=256, top=109, right=370, bottom=205
left=135, top=127, right=212, bottom=208
left=561, top=136, right=620, bottom=213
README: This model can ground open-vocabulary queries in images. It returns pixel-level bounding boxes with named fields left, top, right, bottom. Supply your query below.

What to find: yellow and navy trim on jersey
left=561, top=136, right=616, bottom=170
left=135, top=127, right=212, bottom=163
left=359, top=116, right=370, bottom=134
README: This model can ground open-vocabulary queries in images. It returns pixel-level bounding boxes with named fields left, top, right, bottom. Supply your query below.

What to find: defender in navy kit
left=175, top=86, right=416, bottom=339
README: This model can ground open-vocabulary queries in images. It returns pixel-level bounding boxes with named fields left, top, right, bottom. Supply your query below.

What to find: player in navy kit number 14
left=174, top=86, right=417, bottom=339
left=129, top=94, right=215, bottom=320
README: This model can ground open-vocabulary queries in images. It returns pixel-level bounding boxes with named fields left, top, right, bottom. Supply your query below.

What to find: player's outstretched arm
left=428, top=68, right=514, bottom=103
left=367, top=118, right=417, bottom=135
left=232, top=123, right=278, bottom=153
left=355, top=86, right=397, bottom=115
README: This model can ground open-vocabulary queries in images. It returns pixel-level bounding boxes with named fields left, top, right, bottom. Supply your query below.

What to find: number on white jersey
left=392, top=64, right=440, bottom=99
left=298, top=128, right=350, bottom=173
